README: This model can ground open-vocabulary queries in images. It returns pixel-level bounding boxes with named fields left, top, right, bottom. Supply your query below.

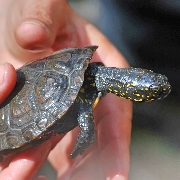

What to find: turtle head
left=115, top=68, right=171, bottom=102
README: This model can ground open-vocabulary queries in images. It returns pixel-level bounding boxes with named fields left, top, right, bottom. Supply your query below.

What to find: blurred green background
left=37, top=1, right=180, bottom=179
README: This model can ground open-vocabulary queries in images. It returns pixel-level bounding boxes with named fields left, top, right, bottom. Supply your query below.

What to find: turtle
left=0, top=46, right=171, bottom=161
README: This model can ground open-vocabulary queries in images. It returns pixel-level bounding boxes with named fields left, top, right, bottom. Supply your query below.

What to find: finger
left=34, top=175, right=48, bottom=180
left=86, top=25, right=129, bottom=68
left=0, top=134, right=64, bottom=180
left=0, top=63, right=16, bottom=104
left=69, top=10, right=129, bottom=68
left=0, top=141, right=51, bottom=180
left=95, top=95, right=132, bottom=180
left=10, top=0, right=67, bottom=52
left=1, top=0, right=71, bottom=67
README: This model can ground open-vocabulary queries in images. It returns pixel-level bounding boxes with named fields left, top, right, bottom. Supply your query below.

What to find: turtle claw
left=69, top=146, right=84, bottom=158
left=69, top=130, right=95, bottom=158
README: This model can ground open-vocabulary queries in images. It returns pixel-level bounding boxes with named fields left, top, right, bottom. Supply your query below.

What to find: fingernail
left=101, top=140, right=129, bottom=180
left=22, top=19, right=48, bottom=32
left=107, top=174, right=126, bottom=180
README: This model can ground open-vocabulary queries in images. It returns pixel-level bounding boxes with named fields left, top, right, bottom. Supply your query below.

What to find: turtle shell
left=0, top=46, right=97, bottom=152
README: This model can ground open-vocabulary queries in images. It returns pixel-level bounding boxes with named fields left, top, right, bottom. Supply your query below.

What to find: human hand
left=0, top=0, right=132, bottom=179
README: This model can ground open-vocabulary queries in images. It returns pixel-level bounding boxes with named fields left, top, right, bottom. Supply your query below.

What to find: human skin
left=0, top=0, right=132, bottom=179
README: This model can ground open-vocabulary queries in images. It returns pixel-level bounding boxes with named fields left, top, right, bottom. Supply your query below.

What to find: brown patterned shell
left=0, top=46, right=96, bottom=152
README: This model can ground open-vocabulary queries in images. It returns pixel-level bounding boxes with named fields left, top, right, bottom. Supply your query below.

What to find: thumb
left=0, top=63, right=16, bottom=104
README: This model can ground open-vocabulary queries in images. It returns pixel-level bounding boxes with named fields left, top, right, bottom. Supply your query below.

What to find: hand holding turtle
left=0, top=1, right=132, bottom=180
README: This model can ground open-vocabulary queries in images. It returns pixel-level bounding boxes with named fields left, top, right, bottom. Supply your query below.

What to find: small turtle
left=0, top=46, right=171, bottom=161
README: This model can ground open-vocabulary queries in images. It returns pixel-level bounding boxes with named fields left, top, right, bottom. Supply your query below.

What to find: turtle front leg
left=69, top=103, right=95, bottom=158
